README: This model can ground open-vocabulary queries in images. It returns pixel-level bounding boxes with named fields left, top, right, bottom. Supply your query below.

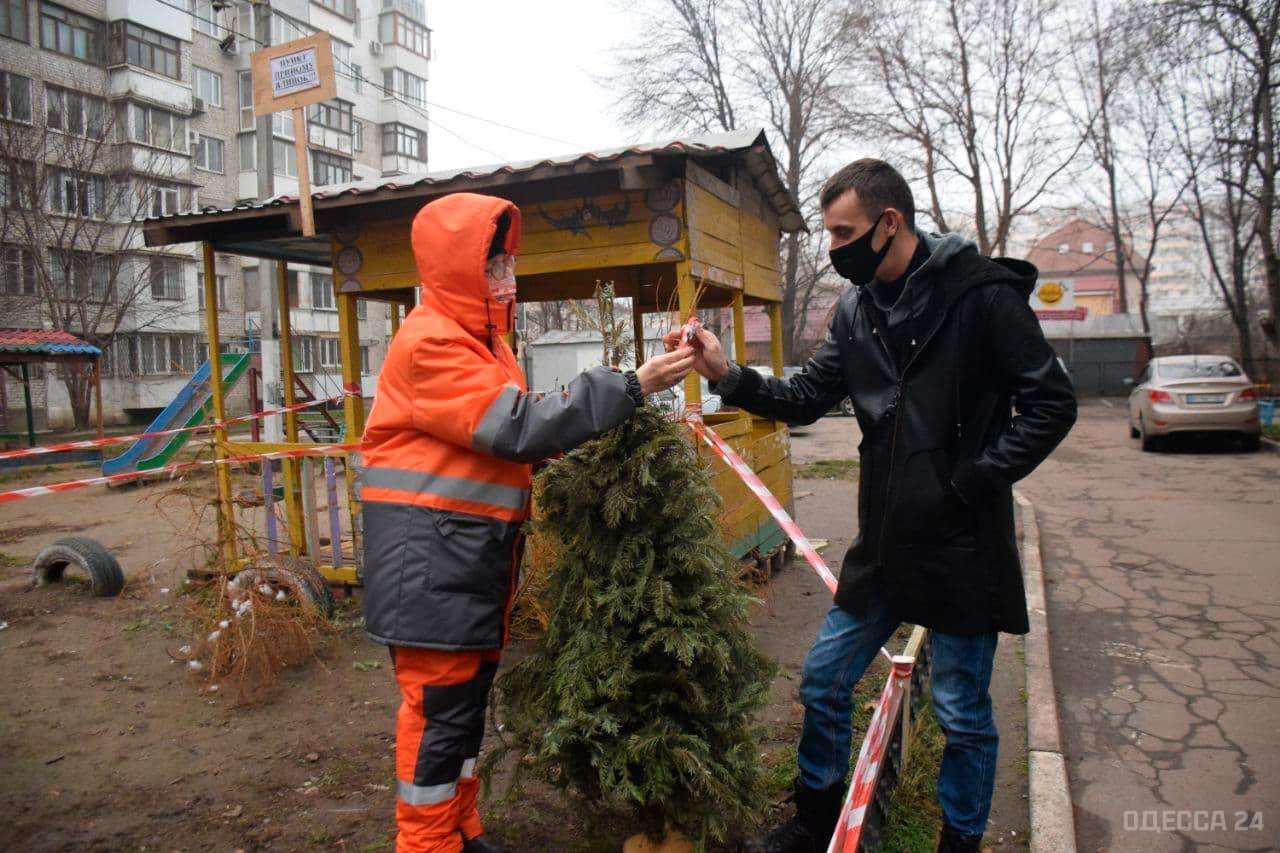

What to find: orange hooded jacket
left=359, top=193, right=642, bottom=650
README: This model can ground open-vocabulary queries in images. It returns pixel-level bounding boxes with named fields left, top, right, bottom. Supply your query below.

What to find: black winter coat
left=714, top=232, right=1076, bottom=635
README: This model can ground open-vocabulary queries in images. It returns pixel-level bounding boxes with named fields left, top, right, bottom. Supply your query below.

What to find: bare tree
left=860, top=0, right=1088, bottom=256
left=1171, top=55, right=1264, bottom=373
left=605, top=0, right=859, bottom=362
left=1165, top=0, right=1280, bottom=350
left=1, top=91, right=189, bottom=428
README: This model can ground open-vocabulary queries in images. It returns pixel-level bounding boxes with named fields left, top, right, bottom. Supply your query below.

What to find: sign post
left=250, top=33, right=336, bottom=237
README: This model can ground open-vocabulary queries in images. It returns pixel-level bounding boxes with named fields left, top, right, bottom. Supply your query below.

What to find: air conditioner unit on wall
left=369, top=41, right=383, bottom=56
left=187, top=129, right=201, bottom=148
left=191, top=96, right=206, bottom=114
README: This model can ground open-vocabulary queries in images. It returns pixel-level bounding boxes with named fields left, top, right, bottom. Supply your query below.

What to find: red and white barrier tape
left=0, top=392, right=357, bottom=462
left=0, top=444, right=358, bottom=504
left=829, top=657, right=915, bottom=852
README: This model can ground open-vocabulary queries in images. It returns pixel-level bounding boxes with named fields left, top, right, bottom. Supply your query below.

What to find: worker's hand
left=636, top=347, right=697, bottom=396
left=663, top=327, right=730, bottom=383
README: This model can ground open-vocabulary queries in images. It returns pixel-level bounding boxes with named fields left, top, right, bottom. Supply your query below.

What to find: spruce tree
left=493, top=405, right=773, bottom=846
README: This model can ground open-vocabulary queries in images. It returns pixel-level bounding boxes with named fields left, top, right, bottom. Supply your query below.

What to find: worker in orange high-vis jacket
left=359, top=192, right=696, bottom=853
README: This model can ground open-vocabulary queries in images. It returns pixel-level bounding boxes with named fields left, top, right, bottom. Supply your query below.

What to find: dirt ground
left=0, top=418, right=1029, bottom=851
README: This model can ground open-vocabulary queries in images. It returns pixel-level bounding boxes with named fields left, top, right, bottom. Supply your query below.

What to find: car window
left=1159, top=361, right=1242, bottom=379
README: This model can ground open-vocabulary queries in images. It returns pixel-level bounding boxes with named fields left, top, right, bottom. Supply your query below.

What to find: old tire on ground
left=32, top=537, right=125, bottom=597
left=232, top=560, right=335, bottom=619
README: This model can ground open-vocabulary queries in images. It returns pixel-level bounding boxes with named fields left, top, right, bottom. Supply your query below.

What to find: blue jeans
left=797, top=597, right=999, bottom=837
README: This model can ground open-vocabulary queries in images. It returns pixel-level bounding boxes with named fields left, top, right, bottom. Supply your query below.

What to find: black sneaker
left=461, top=833, right=506, bottom=853
left=936, top=823, right=982, bottom=852
left=743, top=815, right=820, bottom=853
left=744, top=782, right=845, bottom=853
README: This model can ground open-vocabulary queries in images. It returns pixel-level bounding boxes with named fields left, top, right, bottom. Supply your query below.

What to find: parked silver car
left=1126, top=355, right=1262, bottom=452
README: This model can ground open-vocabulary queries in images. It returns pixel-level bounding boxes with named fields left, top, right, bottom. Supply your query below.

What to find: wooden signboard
left=250, top=33, right=337, bottom=237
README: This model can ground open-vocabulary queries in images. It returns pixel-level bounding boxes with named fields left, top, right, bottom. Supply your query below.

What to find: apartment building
left=0, top=0, right=432, bottom=429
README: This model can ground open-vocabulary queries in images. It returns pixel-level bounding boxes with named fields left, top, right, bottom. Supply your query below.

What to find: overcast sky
left=424, top=3, right=650, bottom=171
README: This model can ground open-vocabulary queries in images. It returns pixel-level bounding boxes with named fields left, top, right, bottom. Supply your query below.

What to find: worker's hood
left=412, top=193, right=522, bottom=338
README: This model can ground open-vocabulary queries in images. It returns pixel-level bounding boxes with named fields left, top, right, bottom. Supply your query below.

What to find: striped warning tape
left=0, top=392, right=357, bottom=462
left=0, top=444, right=359, bottom=504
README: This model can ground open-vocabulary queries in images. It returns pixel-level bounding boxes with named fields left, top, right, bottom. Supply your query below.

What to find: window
left=319, top=337, right=341, bottom=368
left=353, top=119, right=363, bottom=152
left=1, top=159, right=35, bottom=209
left=194, top=135, right=225, bottom=172
left=196, top=271, right=228, bottom=308
left=46, top=85, right=105, bottom=137
left=351, top=62, right=362, bottom=94
left=356, top=299, right=367, bottom=320
left=1081, top=240, right=1094, bottom=254
left=294, top=335, right=315, bottom=372
left=383, top=68, right=426, bottom=106
left=311, top=272, right=335, bottom=309
left=48, top=168, right=106, bottom=217
left=238, top=133, right=255, bottom=171
left=1, top=244, right=37, bottom=294
left=273, top=138, right=297, bottom=178
left=382, top=122, right=425, bottom=159
left=285, top=268, right=299, bottom=307
left=383, top=0, right=426, bottom=22
left=147, top=181, right=189, bottom=217
left=359, top=345, right=370, bottom=374
left=238, top=70, right=253, bottom=131
left=307, top=98, right=354, bottom=154
left=111, top=22, right=179, bottom=79
left=124, top=103, right=188, bottom=152
left=1057, top=242, right=1069, bottom=255
left=331, top=36, right=353, bottom=77
left=379, top=11, right=429, bottom=57
left=271, top=11, right=312, bottom=44
left=313, top=0, right=355, bottom=19
left=191, top=0, right=219, bottom=37
left=0, top=72, right=32, bottom=122
left=273, top=110, right=294, bottom=140
left=242, top=267, right=259, bottom=311
left=312, top=151, right=352, bottom=186
left=149, top=256, right=184, bottom=299
left=49, top=249, right=111, bottom=299
left=193, top=66, right=222, bottom=106
left=1105, top=239, right=1115, bottom=252
left=129, top=333, right=200, bottom=375
left=2, top=0, right=29, bottom=42
left=40, top=3, right=104, bottom=62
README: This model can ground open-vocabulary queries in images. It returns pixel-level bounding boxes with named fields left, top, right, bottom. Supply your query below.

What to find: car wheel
left=840, top=397, right=856, bottom=417
left=1241, top=433, right=1261, bottom=453
left=1129, top=418, right=1139, bottom=439
left=1139, top=416, right=1159, bottom=453
left=32, top=537, right=125, bottom=597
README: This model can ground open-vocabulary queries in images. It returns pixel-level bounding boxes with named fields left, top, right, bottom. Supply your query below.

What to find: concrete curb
left=1013, top=490, right=1078, bottom=853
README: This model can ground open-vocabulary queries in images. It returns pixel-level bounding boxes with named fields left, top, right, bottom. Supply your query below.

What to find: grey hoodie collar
left=870, top=230, right=978, bottom=325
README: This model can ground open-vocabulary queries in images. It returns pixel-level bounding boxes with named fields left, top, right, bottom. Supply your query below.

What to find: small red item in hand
left=680, top=316, right=703, bottom=347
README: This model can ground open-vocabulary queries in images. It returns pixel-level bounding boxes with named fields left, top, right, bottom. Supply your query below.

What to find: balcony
left=108, top=67, right=192, bottom=114
left=106, top=0, right=191, bottom=40
left=381, top=0, right=426, bottom=24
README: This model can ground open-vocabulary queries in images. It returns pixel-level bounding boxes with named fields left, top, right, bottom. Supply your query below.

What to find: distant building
left=1025, top=219, right=1142, bottom=318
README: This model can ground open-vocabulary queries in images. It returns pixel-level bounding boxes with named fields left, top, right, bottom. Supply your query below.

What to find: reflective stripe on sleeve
left=461, top=757, right=477, bottom=778
left=471, top=385, right=521, bottom=456
left=361, top=466, right=529, bottom=511
left=396, top=778, right=458, bottom=806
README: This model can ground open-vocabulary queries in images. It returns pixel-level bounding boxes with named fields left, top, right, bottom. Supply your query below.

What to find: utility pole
left=251, top=0, right=282, bottom=440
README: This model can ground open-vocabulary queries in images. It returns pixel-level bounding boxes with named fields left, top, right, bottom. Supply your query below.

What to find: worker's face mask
left=486, top=253, right=517, bottom=305
left=830, top=212, right=893, bottom=285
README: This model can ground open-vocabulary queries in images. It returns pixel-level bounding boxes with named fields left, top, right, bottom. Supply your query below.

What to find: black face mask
left=830, top=213, right=894, bottom=284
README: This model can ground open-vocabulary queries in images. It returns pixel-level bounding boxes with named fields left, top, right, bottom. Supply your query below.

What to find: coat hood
left=411, top=193, right=522, bottom=338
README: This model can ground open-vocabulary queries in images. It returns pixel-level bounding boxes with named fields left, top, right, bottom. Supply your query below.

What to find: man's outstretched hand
left=662, top=327, right=730, bottom=383
left=635, top=346, right=697, bottom=396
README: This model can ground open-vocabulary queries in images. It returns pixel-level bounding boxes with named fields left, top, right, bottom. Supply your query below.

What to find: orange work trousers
left=391, top=646, right=501, bottom=853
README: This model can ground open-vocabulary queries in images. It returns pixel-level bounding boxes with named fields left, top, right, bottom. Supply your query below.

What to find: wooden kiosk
left=143, top=128, right=807, bottom=583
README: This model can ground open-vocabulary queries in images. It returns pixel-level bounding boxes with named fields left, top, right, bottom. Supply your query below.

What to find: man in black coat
left=671, top=160, right=1076, bottom=852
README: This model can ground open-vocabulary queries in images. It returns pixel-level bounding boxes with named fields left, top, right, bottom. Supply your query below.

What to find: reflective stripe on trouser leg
left=393, top=647, right=492, bottom=853
left=457, top=652, right=500, bottom=841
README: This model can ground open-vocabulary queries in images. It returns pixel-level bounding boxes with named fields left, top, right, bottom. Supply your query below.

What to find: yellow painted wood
left=523, top=221, right=657, bottom=255
left=769, top=304, right=784, bottom=374
left=687, top=182, right=745, bottom=246
left=317, top=565, right=361, bottom=585
left=675, top=260, right=701, bottom=411
left=202, top=242, right=238, bottom=567
left=519, top=242, right=677, bottom=278
left=336, top=285, right=366, bottom=571
left=732, top=290, right=747, bottom=364
left=275, top=261, right=304, bottom=555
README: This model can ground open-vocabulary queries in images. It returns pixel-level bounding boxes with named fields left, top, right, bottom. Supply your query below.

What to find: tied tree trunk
left=489, top=407, right=772, bottom=845
left=65, top=365, right=93, bottom=431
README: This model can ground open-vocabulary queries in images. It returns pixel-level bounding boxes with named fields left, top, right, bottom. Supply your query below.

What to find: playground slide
left=101, top=353, right=251, bottom=476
